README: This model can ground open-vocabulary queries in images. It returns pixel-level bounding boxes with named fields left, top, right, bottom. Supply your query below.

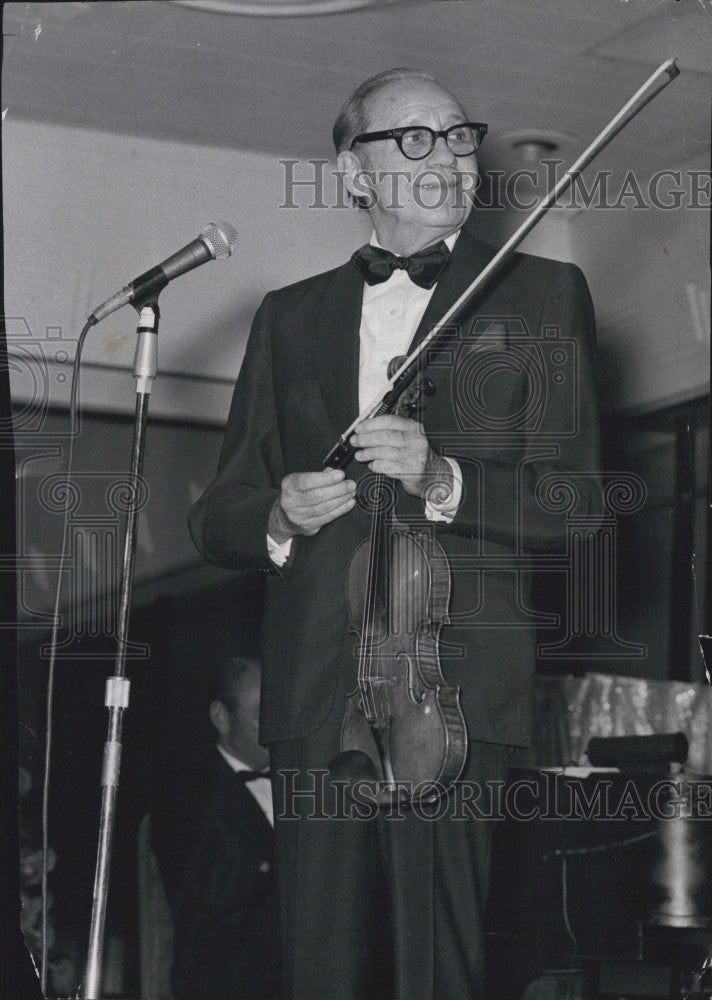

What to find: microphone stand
left=83, top=301, right=159, bottom=999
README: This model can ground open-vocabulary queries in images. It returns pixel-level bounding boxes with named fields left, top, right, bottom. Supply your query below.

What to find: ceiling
left=2, top=0, right=710, bottom=428
left=3, top=0, right=711, bottom=172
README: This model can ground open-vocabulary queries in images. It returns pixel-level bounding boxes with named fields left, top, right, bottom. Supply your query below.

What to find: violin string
left=360, top=472, right=385, bottom=721
left=372, top=474, right=389, bottom=721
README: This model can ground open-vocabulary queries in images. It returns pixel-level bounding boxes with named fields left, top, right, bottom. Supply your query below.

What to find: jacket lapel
left=312, top=261, right=364, bottom=437
left=408, top=227, right=496, bottom=352
left=215, top=752, right=273, bottom=847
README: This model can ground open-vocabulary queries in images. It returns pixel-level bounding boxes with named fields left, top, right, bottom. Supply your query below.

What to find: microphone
left=88, top=221, right=238, bottom=324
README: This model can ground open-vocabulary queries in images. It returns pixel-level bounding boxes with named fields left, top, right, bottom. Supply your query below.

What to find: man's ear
left=337, top=149, right=375, bottom=209
left=209, top=699, right=228, bottom=736
left=337, top=149, right=361, bottom=197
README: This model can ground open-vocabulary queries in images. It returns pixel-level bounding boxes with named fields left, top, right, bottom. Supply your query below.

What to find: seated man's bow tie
left=236, top=769, right=270, bottom=784
left=351, top=241, right=452, bottom=290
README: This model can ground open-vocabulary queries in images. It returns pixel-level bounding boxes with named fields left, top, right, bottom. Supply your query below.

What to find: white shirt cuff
left=267, top=533, right=292, bottom=567
left=424, top=457, right=462, bottom=523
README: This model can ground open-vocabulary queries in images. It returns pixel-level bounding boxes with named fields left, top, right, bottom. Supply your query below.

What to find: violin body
left=341, top=516, right=467, bottom=801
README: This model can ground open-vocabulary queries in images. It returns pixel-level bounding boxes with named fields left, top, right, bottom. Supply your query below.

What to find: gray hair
left=332, top=67, right=437, bottom=154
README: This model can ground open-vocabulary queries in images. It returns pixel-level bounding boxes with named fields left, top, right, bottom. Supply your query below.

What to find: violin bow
left=323, top=57, right=680, bottom=471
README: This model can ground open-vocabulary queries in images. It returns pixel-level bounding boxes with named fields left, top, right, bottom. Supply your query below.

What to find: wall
left=569, top=151, right=710, bottom=414
left=4, top=118, right=370, bottom=423
left=6, top=118, right=707, bottom=425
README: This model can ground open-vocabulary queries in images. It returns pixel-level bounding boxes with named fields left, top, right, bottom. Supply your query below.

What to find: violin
left=331, top=361, right=467, bottom=805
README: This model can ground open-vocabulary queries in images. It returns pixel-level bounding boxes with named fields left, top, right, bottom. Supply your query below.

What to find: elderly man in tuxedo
left=189, top=68, right=601, bottom=1000
left=152, top=657, right=280, bottom=1000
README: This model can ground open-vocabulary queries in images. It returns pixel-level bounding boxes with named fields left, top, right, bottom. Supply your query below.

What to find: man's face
left=217, top=665, right=269, bottom=770
left=341, top=78, right=479, bottom=252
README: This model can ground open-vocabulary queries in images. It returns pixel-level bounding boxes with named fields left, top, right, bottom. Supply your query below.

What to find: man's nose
left=426, top=134, right=457, bottom=166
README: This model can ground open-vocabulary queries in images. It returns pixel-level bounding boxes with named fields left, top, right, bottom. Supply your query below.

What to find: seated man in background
left=152, top=657, right=280, bottom=1000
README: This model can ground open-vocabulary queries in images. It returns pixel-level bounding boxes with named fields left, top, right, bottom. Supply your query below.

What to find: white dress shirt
left=267, top=231, right=463, bottom=566
left=217, top=744, right=274, bottom=827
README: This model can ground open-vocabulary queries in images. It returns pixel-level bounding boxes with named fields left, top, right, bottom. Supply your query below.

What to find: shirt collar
left=217, top=743, right=268, bottom=776
left=369, top=230, right=460, bottom=253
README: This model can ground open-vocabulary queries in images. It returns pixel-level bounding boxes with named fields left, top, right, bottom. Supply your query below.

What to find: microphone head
left=201, top=221, right=238, bottom=260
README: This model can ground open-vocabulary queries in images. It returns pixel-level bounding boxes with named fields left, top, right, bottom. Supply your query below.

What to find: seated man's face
left=347, top=78, right=478, bottom=246
left=222, top=666, right=270, bottom=770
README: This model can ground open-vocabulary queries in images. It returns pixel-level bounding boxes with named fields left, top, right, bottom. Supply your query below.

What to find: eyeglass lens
left=400, top=125, right=480, bottom=159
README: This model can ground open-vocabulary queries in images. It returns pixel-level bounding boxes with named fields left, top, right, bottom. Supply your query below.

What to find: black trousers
left=270, top=709, right=514, bottom=1000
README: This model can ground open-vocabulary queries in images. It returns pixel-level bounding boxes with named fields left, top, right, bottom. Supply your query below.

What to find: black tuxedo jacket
left=189, top=226, right=601, bottom=750
left=151, top=749, right=280, bottom=1000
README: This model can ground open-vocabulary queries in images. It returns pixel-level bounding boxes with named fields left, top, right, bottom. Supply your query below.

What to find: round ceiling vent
left=493, top=129, right=576, bottom=163
left=172, top=0, right=403, bottom=15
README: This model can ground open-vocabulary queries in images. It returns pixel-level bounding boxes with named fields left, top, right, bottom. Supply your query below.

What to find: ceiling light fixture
left=172, top=0, right=403, bottom=16
left=480, top=129, right=576, bottom=167
left=502, top=130, right=570, bottom=160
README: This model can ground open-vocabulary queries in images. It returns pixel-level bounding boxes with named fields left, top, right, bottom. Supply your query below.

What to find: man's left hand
left=351, top=415, right=453, bottom=501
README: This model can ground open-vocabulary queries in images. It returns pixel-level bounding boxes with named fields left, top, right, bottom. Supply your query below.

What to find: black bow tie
left=235, top=769, right=270, bottom=784
left=351, top=241, right=452, bottom=290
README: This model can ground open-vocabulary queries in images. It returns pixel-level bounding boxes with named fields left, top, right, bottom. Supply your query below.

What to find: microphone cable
left=39, top=317, right=92, bottom=994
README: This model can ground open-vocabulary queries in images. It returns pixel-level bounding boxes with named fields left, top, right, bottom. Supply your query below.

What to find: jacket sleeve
left=444, top=262, right=603, bottom=551
left=188, top=293, right=285, bottom=571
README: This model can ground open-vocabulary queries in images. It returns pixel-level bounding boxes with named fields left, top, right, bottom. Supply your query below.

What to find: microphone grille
left=201, top=221, right=238, bottom=260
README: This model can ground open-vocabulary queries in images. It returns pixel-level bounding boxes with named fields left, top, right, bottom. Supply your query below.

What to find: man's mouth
left=417, top=179, right=454, bottom=191
left=413, top=178, right=465, bottom=203
left=413, top=172, right=477, bottom=202
left=415, top=172, right=462, bottom=188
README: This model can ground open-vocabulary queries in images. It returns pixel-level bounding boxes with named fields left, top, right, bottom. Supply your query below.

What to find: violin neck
left=356, top=473, right=394, bottom=723
left=369, top=473, right=393, bottom=621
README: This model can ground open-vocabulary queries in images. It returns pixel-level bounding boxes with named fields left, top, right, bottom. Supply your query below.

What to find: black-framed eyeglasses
left=349, top=122, right=488, bottom=160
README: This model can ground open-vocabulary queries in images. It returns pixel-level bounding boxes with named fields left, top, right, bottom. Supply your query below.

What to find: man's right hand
left=268, top=469, right=356, bottom=544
